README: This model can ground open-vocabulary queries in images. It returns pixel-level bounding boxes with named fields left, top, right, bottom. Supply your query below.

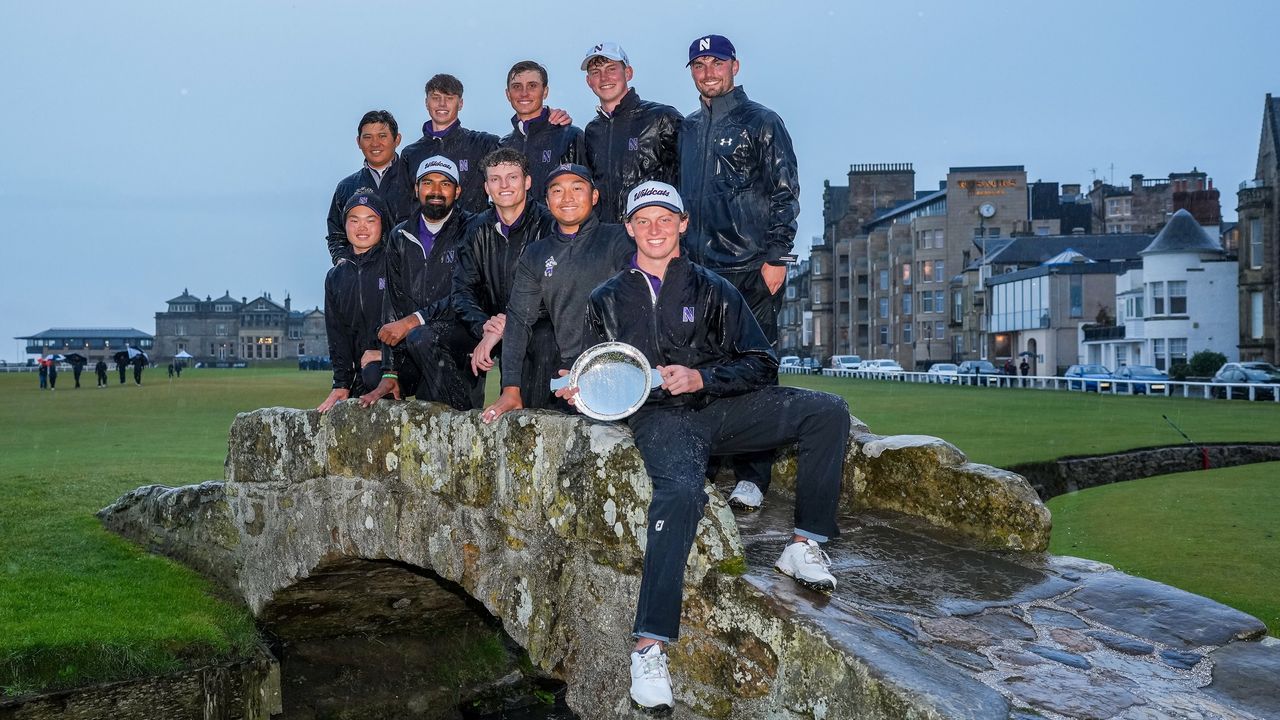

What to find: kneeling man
left=575, top=182, right=850, bottom=712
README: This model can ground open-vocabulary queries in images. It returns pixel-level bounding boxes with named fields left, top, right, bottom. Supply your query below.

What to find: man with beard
left=581, top=42, right=681, bottom=222
left=479, top=164, right=632, bottom=424
left=679, top=34, right=801, bottom=513
left=499, top=61, right=585, bottom=201
left=318, top=188, right=389, bottom=413
left=326, top=110, right=415, bottom=263
left=569, top=182, right=845, bottom=712
left=453, top=148, right=559, bottom=408
left=359, top=156, right=482, bottom=411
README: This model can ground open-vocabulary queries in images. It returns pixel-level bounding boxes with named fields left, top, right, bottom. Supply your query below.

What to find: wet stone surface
left=731, top=491, right=1279, bottom=720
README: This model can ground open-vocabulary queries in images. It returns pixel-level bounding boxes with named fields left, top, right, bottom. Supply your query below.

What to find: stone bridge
left=100, top=402, right=1278, bottom=719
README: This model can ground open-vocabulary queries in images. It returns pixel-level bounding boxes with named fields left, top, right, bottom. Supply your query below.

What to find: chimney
left=1130, top=174, right=1144, bottom=191
left=1062, top=183, right=1081, bottom=196
left=242, top=296, right=247, bottom=304
left=285, top=294, right=292, bottom=312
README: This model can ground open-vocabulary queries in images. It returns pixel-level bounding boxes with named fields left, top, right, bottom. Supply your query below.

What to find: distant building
left=153, top=289, right=325, bottom=363
left=778, top=258, right=810, bottom=359
left=1087, top=169, right=1221, bottom=235
left=1081, top=209, right=1238, bottom=370
left=1237, top=93, right=1279, bottom=363
left=15, top=328, right=153, bottom=363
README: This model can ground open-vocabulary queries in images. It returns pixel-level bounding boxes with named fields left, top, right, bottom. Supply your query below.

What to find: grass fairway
left=1049, top=463, right=1280, bottom=633
left=1, top=367, right=1277, bottom=695
left=784, top=374, right=1280, bottom=467
left=0, top=366, right=329, bottom=696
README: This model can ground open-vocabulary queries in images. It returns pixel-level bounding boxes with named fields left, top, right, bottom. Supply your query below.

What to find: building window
left=920, top=261, right=934, bottom=283
left=953, top=334, right=964, bottom=355
left=176, top=324, right=186, bottom=336
left=1251, top=292, right=1264, bottom=339
left=1150, top=282, right=1165, bottom=315
left=903, top=323, right=913, bottom=344
left=902, top=293, right=912, bottom=316
left=878, top=298, right=889, bottom=319
left=901, top=263, right=911, bottom=286
left=1035, top=225, right=1050, bottom=236
left=1249, top=219, right=1263, bottom=269
left=934, top=291, right=945, bottom=314
left=1069, top=275, right=1083, bottom=318
left=935, top=321, right=945, bottom=340
left=1167, top=281, right=1187, bottom=314
left=879, top=325, right=889, bottom=345
left=878, top=269, right=889, bottom=290
left=215, top=324, right=227, bottom=337
left=215, top=303, right=232, bottom=312
left=973, top=227, right=983, bottom=238
left=921, top=291, right=934, bottom=314
left=1115, top=346, right=1127, bottom=367
left=786, top=284, right=797, bottom=300
left=952, top=290, right=964, bottom=324
left=1134, top=295, right=1144, bottom=318
left=935, top=261, right=945, bottom=280
left=1152, top=338, right=1166, bottom=370
left=289, top=328, right=301, bottom=340
left=988, top=227, right=1001, bottom=239
left=1169, top=338, right=1187, bottom=368
left=812, top=256, right=823, bottom=275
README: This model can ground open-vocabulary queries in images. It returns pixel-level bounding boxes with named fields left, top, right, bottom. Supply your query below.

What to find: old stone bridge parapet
left=101, top=401, right=1279, bottom=719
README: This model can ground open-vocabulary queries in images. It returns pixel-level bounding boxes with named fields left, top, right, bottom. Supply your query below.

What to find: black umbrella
left=63, top=352, right=88, bottom=365
left=113, top=350, right=130, bottom=366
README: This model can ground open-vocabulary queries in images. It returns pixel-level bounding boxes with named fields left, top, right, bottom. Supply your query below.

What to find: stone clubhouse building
left=153, top=289, right=326, bottom=364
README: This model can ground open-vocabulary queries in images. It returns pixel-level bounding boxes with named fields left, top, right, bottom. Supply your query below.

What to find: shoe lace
left=636, top=649, right=669, bottom=680
left=803, top=542, right=832, bottom=569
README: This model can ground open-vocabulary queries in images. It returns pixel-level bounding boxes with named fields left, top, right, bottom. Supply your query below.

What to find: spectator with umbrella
left=47, top=356, right=59, bottom=390
left=113, top=350, right=129, bottom=384
left=38, top=358, right=48, bottom=389
left=64, top=353, right=88, bottom=388
left=128, top=347, right=148, bottom=385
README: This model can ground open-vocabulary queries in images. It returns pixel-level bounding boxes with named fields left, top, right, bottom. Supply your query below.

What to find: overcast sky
left=2, top=0, right=1276, bottom=361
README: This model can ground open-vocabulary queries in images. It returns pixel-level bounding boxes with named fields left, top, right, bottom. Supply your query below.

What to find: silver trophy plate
left=549, top=341, right=664, bottom=421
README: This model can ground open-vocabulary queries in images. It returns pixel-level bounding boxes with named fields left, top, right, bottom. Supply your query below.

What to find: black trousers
left=73, top=367, right=82, bottom=388
left=403, top=320, right=485, bottom=411
left=707, top=268, right=787, bottom=494
left=133, top=365, right=143, bottom=385
left=96, top=370, right=107, bottom=386
left=626, top=387, right=848, bottom=641
left=515, top=317, right=560, bottom=410
left=118, top=366, right=126, bottom=384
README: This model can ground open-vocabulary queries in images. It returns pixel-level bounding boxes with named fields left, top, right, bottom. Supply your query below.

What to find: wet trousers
left=626, top=386, right=849, bottom=641
left=404, top=320, right=486, bottom=411
left=706, top=269, right=787, bottom=495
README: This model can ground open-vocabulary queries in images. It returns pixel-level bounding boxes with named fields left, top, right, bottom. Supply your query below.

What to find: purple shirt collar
left=630, top=254, right=662, bottom=297
left=423, top=121, right=457, bottom=139
left=497, top=206, right=526, bottom=238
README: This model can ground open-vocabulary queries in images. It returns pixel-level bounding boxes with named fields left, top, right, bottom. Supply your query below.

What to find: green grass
left=0, top=367, right=329, bottom=696
left=2, top=368, right=1277, bottom=695
left=783, top=375, right=1280, bottom=467
left=1048, top=463, right=1280, bottom=633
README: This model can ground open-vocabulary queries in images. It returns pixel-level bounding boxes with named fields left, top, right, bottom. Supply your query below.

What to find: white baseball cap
left=581, top=41, right=630, bottom=70
left=625, top=181, right=684, bottom=218
left=416, top=155, right=460, bottom=183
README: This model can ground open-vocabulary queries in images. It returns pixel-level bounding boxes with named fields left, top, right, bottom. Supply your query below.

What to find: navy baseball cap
left=342, top=187, right=389, bottom=222
left=545, top=163, right=594, bottom=187
left=687, top=35, right=736, bottom=66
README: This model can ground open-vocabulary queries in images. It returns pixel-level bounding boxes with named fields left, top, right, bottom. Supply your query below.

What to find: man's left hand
left=761, top=263, right=786, bottom=295
left=378, top=315, right=421, bottom=346
left=658, top=365, right=703, bottom=396
left=547, top=107, right=573, bottom=126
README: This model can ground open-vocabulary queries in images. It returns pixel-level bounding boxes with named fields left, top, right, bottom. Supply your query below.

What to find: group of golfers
left=320, top=35, right=849, bottom=713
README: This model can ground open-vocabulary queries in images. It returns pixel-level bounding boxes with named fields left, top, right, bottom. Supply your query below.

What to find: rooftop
left=16, top=328, right=153, bottom=340
left=1140, top=209, right=1223, bottom=256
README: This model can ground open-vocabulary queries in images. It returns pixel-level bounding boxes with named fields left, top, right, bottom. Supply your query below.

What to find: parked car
left=1112, top=365, right=1168, bottom=395
left=860, top=359, right=904, bottom=378
left=829, top=354, right=862, bottom=371
left=925, top=363, right=959, bottom=383
left=799, top=358, right=821, bottom=373
left=779, top=355, right=801, bottom=367
left=956, top=360, right=1001, bottom=384
left=1064, top=364, right=1113, bottom=392
left=1211, top=363, right=1279, bottom=400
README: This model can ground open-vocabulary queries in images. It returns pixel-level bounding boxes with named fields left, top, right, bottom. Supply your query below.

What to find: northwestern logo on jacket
left=682, top=306, right=695, bottom=323
left=544, top=256, right=558, bottom=277
left=378, top=277, right=386, bottom=290
left=458, top=159, right=468, bottom=172
left=542, top=150, right=553, bottom=163
left=627, top=137, right=639, bottom=152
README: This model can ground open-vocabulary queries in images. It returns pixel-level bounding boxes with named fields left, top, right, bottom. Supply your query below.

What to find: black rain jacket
left=499, top=215, right=633, bottom=389
left=325, top=243, right=387, bottom=392
left=678, top=86, right=800, bottom=273
left=453, top=202, right=557, bottom=340
left=325, top=155, right=416, bottom=264
left=586, top=254, right=778, bottom=409
left=584, top=88, right=682, bottom=222
left=500, top=108, right=585, bottom=202
left=383, top=207, right=476, bottom=372
left=401, top=122, right=501, bottom=216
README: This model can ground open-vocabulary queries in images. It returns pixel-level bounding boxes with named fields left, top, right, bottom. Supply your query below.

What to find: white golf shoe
left=775, top=539, right=836, bottom=594
left=727, top=480, right=764, bottom=512
left=629, top=643, right=673, bottom=713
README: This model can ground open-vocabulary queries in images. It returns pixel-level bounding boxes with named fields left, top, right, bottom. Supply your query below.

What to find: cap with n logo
left=687, top=34, right=735, bottom=66
left=581, top=41, right=630, bottom=70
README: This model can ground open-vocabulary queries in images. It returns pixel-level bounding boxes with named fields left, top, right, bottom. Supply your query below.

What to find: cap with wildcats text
left=686, top=34, right=735, bottom=66
left=416, top=155, right=460, bottom=183
left=581, top=41, right=629, bottom=70
left=625, top=181, right=684, bottom=218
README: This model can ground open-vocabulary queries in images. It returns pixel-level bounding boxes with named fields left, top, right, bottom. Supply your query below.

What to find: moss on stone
left=716, top=556, right=748, bottom=576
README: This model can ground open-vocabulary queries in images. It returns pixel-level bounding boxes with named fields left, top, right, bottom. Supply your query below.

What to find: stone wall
left=1008, top=443, right=1280, bottom=500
